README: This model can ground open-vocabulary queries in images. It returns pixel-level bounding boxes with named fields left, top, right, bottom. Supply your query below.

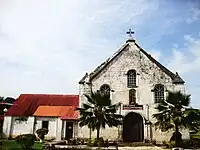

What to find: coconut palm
left=153, top=91, right=200, bottom=146
left=77, top=91, right=123, bottom=139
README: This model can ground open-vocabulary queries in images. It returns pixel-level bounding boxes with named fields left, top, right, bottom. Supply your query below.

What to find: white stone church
left=78, top=36, right=190, bottom=142
left=2, top=35, right=190, bottom=142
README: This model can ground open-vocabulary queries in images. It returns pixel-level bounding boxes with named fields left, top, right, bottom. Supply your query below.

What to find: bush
left=36, top=128, right=48, bottom=142
left=189, top=138, right=200, bottom=148
left=96, top=137, right=104, bottom=147
left=87, top=137, right=104, bottom=147
left=168, top=141, right=175, bottom=148
left=68, top=138, right=77, bottom=145
left=15, top=134, right=36, bottom=149
left=162, top=140, right=167, bottom=146
left=76, top=138, right=85, bottom=145
left=152, top=139, right=156, bottom=145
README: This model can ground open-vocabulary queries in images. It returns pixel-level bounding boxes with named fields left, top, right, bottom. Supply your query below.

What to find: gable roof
left=6, top=94, right=79, bottom=116
left=79, top=39, right=184, bottom=84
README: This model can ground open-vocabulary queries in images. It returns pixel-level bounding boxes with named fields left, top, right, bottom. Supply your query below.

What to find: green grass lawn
left=0, top=140, right=43, bottom=150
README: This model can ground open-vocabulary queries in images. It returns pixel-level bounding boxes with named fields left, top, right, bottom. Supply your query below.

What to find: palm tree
left=153, top=91, right=200, bottom=146
left=77, top=91, right=123, bottom=139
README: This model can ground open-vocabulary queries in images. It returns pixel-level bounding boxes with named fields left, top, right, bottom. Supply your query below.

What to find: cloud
left=166, top=34, right=200, bottom=108
left=187, top=8, right=200, bottom=23
left=0, top=0, right=162, bottom=97
left=0, top=0, right=199, bottom=110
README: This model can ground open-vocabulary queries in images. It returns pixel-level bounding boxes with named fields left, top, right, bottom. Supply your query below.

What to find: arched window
left=154, top=84, right=164, bottom=103
left=100, top=84, right=111, bottom=97
left=127, top=70, right=136, bottom=88
left=129, top=89, right=136, bottom=105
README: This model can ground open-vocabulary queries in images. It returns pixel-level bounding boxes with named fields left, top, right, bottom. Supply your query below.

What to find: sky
left=0, top=0, right=200, bottom=107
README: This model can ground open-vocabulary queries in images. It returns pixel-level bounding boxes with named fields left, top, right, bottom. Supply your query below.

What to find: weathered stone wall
left=78, top=41, right=188, bottom=142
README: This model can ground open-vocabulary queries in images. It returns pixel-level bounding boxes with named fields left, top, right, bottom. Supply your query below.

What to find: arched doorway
left=123, top=112, right=144, bottom=142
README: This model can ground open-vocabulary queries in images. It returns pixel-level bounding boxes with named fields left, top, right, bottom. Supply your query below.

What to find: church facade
left=78, top=38, right=190, bottom=142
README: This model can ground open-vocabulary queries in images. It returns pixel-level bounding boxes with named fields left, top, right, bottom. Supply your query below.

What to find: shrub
left=36, top=128, right=48, bottom=142
left=168, top=141, right=175, bottom=148
left=152, top=139, right=156, bottom=145
left=144, top=139, right=151, bottom=143
left=96, top=137, right=104, bottom=147
left=77, top=138, right=85, bottom=145
left=87, top=138, right=92, bottom=146
left=87, top=137, right=105, bottom=147
left=15, top=134, right=36, bottom=149
left=162, top=140, right=167, bottom=146
left=104, top=139, right=109, bottom=147
left=68, top=138, right=77, bottom=145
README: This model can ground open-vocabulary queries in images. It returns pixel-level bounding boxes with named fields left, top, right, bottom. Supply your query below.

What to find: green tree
left=153, top=91, right=200, bottom=147
left=36, top=128, right=49, bottom=143
left=77, top=91, right=123, bottom=139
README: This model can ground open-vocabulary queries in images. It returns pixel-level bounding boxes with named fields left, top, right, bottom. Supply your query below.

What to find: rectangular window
left=127, top=70, right=137, bottom=88
left=129, top=89, right=136, bottom=105
left=42, top=121, right=49, bottom=129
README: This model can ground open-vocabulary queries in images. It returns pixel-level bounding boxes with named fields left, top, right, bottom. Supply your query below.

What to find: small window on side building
left=42, top=121, right=49, bottom=129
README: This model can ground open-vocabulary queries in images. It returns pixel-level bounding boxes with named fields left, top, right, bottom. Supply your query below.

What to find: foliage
left=87, top=137, right=104, bottom=147
left=0, top=96, right=15, bottom=104
left=0, top=96, right=3, bottom=102
left=4, top=97, right=16, bottom=104
left=15, top=134, right=36, bottom=149
left=153, top=91, right=200, bottom=147
left=36, top=128, right=48, bottom=142
left=0, top=96, right=15, bottom=115
left=0, top=140, right=42, bottom=150
left=77, top=91, right=123, bottom=139
left=152, top=139, right=156, bottom=145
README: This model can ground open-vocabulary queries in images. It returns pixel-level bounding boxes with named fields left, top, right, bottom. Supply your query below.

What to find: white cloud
left=167, top=35, right=200, bottom=108
left=0, top=0, right=161, bottom=98
left=0, top=0, right=199, bottom=110
left=168, top=35, right=200, bottom=73
left=186, top=8, right=200, bottom=23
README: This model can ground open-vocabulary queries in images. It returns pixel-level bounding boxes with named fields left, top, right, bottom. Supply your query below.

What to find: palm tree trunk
left=97, top=128, right=100, bottom=139
left=89, top=128, right=91, bottom=140
left=175, top=124, right=179, bottom=147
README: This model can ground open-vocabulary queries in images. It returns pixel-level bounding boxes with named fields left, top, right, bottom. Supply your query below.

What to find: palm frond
left=84, top=94, right=95, bottom=105
left=153, top=90, right=199, bottom=134
left=83, top=103, right=94, bottom=109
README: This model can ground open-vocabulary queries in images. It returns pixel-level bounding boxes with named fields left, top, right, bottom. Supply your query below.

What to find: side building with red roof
left=3, top=94, right=79, bottom=140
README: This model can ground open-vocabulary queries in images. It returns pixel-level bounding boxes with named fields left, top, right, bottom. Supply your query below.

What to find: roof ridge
left=134, top=42, right=184, bottom=84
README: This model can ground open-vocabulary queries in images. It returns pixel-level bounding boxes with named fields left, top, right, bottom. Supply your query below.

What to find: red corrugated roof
left=33, top=106, right=78, bottom=120
left=6, top=94, right=79, bottom=116
left=33, top=106, right=73, bottom=117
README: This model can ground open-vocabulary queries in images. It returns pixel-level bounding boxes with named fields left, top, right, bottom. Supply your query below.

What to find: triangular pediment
left=79, top=39, right=184, bottom=84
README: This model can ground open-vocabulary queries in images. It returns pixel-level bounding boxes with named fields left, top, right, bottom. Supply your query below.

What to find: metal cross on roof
left=126, top=29, right=134, bottom=38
